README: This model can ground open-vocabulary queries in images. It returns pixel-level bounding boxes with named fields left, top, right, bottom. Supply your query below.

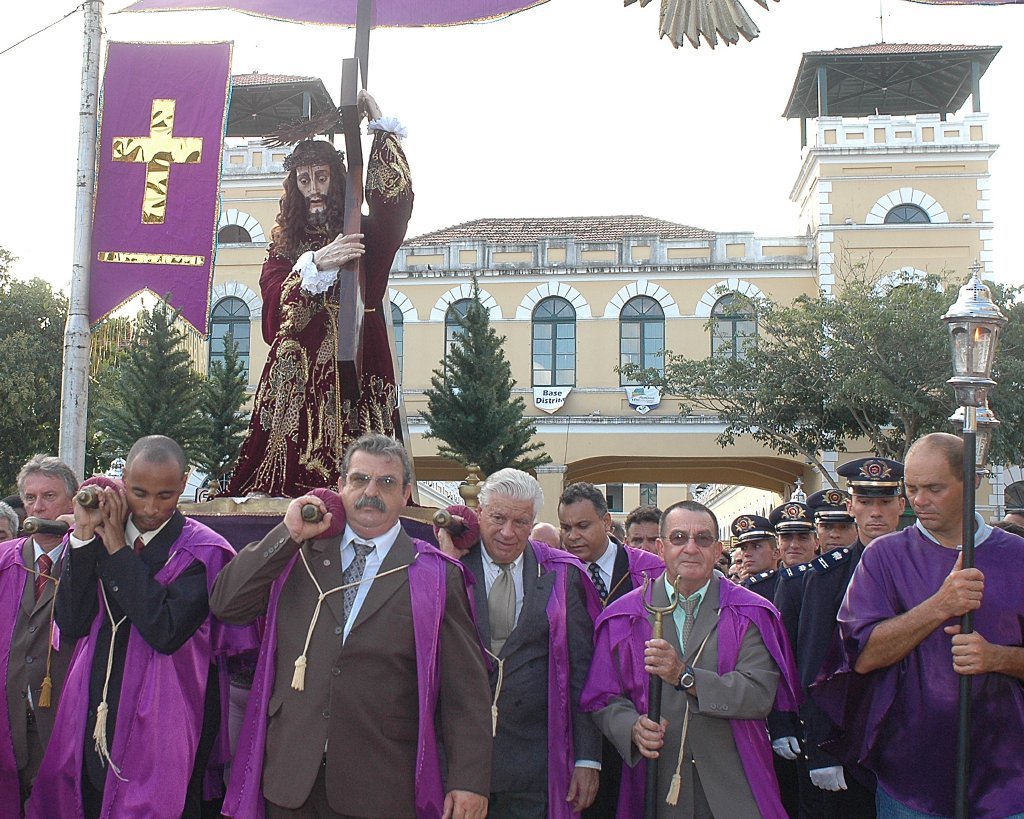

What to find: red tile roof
left=406, top=216, right=715, bottom=246
left=803, top=43, right=998, bottom=57
left=230, top=73, right=318, bottom=87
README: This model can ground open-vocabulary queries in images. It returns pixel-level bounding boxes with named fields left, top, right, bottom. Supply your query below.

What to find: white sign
left=624, top=386, right=661, bottom=412
left=534, top=386, right=572, bottom=414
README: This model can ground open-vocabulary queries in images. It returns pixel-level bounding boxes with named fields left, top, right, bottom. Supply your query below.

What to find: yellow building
left=208, top=45, right=1004, bottom=528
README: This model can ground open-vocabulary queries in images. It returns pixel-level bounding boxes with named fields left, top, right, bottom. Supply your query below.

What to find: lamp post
left=940, top=264, right=1006, bottom=819
left=949, top=402, right=1001, bottom=473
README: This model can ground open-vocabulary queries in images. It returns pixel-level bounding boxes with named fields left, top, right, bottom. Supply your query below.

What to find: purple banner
left=120, top=0, right=551, bottom=27
left=90, top=41, right=231, bottom=334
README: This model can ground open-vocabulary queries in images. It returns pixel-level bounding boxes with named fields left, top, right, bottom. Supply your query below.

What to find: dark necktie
left=488, top=563, right=516, bottom=655
left=588, top=562, right=609, bottom=601
left=680, top=595, right=699, bottom=655
left=35, top=553, right=53, bottom=601
left=134, top=536, right=145, bottom=555
left=343, top=541, right=375, bottom=625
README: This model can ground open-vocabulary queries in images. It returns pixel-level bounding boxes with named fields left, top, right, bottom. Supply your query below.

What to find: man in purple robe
left=581, top=499, right=801, bottom=819
left=814, top=433, right=1024, bottom=818
left=28, top=436, right=242, bottom=819
left=557, top=481, right=664, bottom=818
left=212, top=433, right=492, bottom=818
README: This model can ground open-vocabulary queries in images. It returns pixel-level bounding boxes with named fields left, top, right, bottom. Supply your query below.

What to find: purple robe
left=524, top=541, right=601, bottom=819
left=580, top=576, right=802, bottom=818
left=812, top=524, right=1024, bottom=818
left=0, top=539, right=30, bottom=818
left=623, top=544, right=665, bottom=590
left=222, top=538, right=472, bottom=819
left=26, top=519, right=251, bottom=819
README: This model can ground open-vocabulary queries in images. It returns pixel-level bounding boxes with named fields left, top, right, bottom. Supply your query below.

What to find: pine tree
left=93, top=298, right=208, bottom=463
left=422, top=279, right=551, bottom=476
left=195, top=331, right=250, bottom=490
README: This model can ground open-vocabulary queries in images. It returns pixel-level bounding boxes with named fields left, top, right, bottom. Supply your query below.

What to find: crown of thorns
left=282, top=140, right=345, bottom=172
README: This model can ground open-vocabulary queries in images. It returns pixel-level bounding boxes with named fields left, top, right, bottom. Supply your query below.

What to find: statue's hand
left=358, top=89, right=382, bottom=122
left=313, top=233, right=365, bottom=271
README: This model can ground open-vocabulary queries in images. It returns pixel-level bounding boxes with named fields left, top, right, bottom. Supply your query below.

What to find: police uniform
left=765, top=501, right=817, bottom=818
left=733, top=514, right=779, bottom=600
left=775, top=459, right=904, bottom=819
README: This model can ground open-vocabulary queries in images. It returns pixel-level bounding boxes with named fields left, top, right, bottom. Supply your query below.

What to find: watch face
left=680, top=671, right=695, bottom=689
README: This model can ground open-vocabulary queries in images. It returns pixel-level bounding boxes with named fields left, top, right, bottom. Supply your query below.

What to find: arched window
left=532, top=297, right=576, bottom=386
left=619, top=296, right=665, bottom=385
left=445, top=299, right=474, bottom=359
left=884, top=204, right=930, bottom=224
left=217, top=224, right=253, bottom=244
left=711, top=293, right=756, bottom=360
left=209, top=296, right=250, bottom=378
left=390, top=301, right=404, bottom=378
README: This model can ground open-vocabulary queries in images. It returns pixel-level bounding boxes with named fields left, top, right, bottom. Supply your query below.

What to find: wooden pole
left=58, top=0, right=103, bottom=479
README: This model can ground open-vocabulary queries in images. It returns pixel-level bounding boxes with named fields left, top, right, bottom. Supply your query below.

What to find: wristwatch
left=675, top=665, right=695, bottom=692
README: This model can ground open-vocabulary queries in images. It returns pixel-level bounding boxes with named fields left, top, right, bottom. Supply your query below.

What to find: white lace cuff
left=294, top=251, right=339, bottom=295
left=367, top=116, right=408, bottom=139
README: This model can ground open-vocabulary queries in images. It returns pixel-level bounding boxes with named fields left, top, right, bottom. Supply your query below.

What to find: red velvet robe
left=225, top=132, right=413, bottom=498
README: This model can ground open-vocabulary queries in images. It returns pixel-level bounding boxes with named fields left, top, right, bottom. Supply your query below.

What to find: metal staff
left=642, top=571, right=679, bottom=819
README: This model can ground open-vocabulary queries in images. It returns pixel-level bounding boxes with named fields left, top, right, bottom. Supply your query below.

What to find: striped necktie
left=35, top=553, right=53, bottom=601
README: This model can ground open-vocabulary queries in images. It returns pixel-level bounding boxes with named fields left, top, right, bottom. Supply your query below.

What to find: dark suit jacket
left=211, top=522, right=492, bottom=817
left=56, top=511, right=213, bottom=792
left=6, top=539, right=75, bottom=774
left=463, top=541, right=601, bottom=795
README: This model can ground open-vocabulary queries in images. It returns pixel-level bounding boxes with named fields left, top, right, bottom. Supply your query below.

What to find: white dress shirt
left=586, top=538, right=618, bottom=591
left=338, top=521, right=402, bottom=643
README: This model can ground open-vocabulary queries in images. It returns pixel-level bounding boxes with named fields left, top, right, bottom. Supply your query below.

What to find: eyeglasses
left=485, top=511, right=534, bottom=532
left=345, top=472, right=402, bottom=491
left=666, top=531, right=717, bottom=549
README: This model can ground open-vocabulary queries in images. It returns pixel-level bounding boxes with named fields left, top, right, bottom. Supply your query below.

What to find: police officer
left=807, top=489, right=857, bottom=553
left=733, top=513, right=779, bottom=598
left=772, top=458, right=905, bottom=819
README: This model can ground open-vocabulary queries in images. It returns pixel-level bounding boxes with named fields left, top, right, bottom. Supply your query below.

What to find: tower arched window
left=619, top=296, right=664, bottom=385
left=391, top=301, right=405, bottom=378
left=217, top=224, right=253, bottom=244
left=532, top=297, right=576, bottom=387
left=711, top=293, right=756, bottom=360
left=209, top=296, right=251, bottom=377
left=884, top=204, right=930, bottom=224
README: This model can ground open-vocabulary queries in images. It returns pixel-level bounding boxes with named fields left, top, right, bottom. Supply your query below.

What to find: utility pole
left=59, top=0, right=103, bottom=478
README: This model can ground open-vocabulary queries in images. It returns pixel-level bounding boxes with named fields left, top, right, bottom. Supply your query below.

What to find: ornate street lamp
left=949, top=402, right=1001, bottom=472
left=940, top=264, right=1006, bottom=819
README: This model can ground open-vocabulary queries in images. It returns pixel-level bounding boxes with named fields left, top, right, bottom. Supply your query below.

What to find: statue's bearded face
left=296, top=163, right=331, bottom=225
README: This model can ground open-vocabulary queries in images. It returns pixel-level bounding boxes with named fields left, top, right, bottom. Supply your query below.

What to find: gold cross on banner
left=112, top=99, right=203, bottom=225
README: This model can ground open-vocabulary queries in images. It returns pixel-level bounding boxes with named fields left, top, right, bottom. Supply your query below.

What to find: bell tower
left=785, top=44, right=1000, bottom=294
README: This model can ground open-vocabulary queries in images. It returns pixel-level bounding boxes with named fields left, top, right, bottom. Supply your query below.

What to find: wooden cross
left=112, top=98, right=203, bottom=225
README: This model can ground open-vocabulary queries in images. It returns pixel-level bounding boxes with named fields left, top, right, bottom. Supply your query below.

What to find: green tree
left=195, top=331, right=249, bottom=490
left=621, top=265, right=1024, bottom=478
left=0, top=248, right=68, bottom=493
left=422, top=279, right=551, bottom=476
left=93, top=298, right=207, bottom=463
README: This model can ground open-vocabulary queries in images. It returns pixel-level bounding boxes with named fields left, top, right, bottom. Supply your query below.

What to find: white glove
left=771, top=736, right=801, bottom=760
left=810, top=765, right=848, bottom=792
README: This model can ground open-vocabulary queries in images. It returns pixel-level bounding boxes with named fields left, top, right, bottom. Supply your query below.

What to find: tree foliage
left=0, top=249, right=67, bottom=493
left=621, top=264, right=1024, bottom=480
left=92, top=298, right=208, bottom=463
left=195, top=331, right=249, bottom=489
left=422, top=279, right=551, bottom=476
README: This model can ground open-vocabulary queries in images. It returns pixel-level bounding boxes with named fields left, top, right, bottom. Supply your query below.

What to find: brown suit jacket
left=211, top=522, right=492, bottom=816
left=6, top=539, right=76, bottom=774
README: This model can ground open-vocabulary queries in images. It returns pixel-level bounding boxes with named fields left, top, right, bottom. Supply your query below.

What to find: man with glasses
left=582, top=500, right=800, bottom=818
left=456, top=468, right=602, bottom=819
left=212, top=433, right=492, bottom=819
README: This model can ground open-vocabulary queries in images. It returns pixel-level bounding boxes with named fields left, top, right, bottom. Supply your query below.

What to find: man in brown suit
left=1, top=455, right=78, bottom=806
left=213, top=434, right=492, bottom=819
